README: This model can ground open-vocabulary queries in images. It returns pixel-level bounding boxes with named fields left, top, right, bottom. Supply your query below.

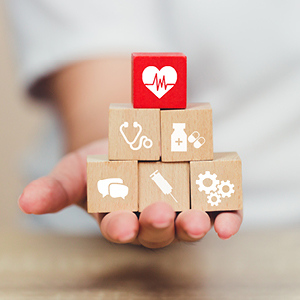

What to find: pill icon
left=193, top=137, right=205, bottom=149
left=188, top=131, right=206, bottom=149
left=188, top=131, right=200, bottom=143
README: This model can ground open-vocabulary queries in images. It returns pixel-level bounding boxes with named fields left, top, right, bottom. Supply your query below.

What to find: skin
left=18, top=58, right=243, bottom=249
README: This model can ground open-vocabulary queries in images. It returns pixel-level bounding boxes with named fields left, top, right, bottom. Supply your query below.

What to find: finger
left=175, top=210, right=211, bottom=242
left=100, top=211, right=139, bottom=244
left=214, top=210, right=243, bottom=240
left=138, top=202, right=176, bottom=249
left=18, top=140, right=108, bottom=214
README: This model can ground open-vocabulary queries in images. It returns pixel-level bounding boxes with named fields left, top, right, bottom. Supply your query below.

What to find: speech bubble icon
left=109, top=183, right=129, bottom=199
left=97, top=178, right=124, bottom=198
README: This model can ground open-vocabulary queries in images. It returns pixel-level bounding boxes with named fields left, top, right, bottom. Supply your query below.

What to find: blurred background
left=0, top=2, right=47, bottom=230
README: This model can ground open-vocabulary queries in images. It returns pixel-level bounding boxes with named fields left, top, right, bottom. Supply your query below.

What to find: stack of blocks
left=87, top=53, right=243, bottom=213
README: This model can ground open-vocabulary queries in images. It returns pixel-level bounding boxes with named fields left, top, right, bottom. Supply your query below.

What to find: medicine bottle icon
left=171, top=123, right=187, bottom=152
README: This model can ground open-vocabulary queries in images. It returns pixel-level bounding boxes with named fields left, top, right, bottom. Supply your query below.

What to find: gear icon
left=196, top=171, right=220, bottom=194
left=207, top=192, right=222, bottom=206
left=217, top=180, right=235, bottom=198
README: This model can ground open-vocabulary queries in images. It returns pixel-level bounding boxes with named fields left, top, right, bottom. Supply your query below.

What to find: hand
left=18, top=139, right=243, bottom=249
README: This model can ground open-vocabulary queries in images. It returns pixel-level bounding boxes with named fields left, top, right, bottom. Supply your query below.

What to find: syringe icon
left=150, top=170, right=178, bottom=203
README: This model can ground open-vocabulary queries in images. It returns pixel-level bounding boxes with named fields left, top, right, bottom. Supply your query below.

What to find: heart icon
left=142, top=66, right=177, bottom=99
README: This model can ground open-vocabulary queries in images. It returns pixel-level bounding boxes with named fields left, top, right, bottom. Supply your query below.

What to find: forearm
left=49, top=57, right=131, bottom=152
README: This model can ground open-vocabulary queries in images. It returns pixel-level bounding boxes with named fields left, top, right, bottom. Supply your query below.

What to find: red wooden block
left=132, top=53, right=187, bottom=109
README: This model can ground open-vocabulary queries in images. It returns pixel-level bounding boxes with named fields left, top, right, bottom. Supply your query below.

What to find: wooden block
left=161, top=103, right=213, bottom=162
left=138, top=162, right=190, bottom=212
left=87, top=155, right=138, bottom=213
left=109, top=103, right=160, bottom=161
left=190, top=152, right=243, bottom=212
left=132, top=52, right=187, bottom=109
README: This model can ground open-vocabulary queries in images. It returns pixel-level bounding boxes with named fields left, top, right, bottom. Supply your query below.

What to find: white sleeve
left=4, top=0, right=170, bottom=97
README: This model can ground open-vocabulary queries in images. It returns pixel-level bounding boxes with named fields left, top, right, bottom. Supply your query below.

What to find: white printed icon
left=142, top=66, right=177, bottom=98
left=171, top=123, right=187, bottom=152
left=97, top=178, right=129, bottom=199
left=196, top=171, right=234, bottom=206
left=171, top=123, right=206, bottom=152
left=120, top=121, right=153, bottom=151
left=150, top=170, right=178, bottom=203
left=188, top=131, right=205, bottom=149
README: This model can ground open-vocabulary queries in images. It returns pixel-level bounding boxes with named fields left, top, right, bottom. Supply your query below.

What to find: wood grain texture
left=139, top=162, right=190, bottom=212
left=109, top=103, right=160, bottom=161
left=190, top=152, right=243, bottom=212
left=161, top=103, right=213, bottom=162
left=87, top=155, right=138, bottom=213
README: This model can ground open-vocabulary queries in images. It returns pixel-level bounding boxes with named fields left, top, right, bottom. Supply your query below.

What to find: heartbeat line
left=144, top=73, right=175, bottom=91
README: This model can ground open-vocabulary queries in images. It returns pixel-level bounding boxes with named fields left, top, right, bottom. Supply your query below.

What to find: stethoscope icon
left=119, top=122, right=153, bottom=151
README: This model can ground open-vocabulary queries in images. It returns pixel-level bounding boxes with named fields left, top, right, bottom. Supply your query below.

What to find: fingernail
left=152, top=220, right=172, bottom=229
left=118, top=231, right=136, bottom=242
left=17, top=193, right=23, bottom=203
left=186, top=225, right=206, bottom=239
left=18, top=193, right=29, bottom=214
left=218, top=233, right=232, bottom=240
left=188, top=232, right=205, bottom=239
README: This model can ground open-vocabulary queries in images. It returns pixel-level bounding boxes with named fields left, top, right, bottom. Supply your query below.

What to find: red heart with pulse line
left=142, top=66, right=177, bottom=99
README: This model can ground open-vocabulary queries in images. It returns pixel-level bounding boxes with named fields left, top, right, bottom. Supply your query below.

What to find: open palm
left=19, top=139, right=243, bottom=248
